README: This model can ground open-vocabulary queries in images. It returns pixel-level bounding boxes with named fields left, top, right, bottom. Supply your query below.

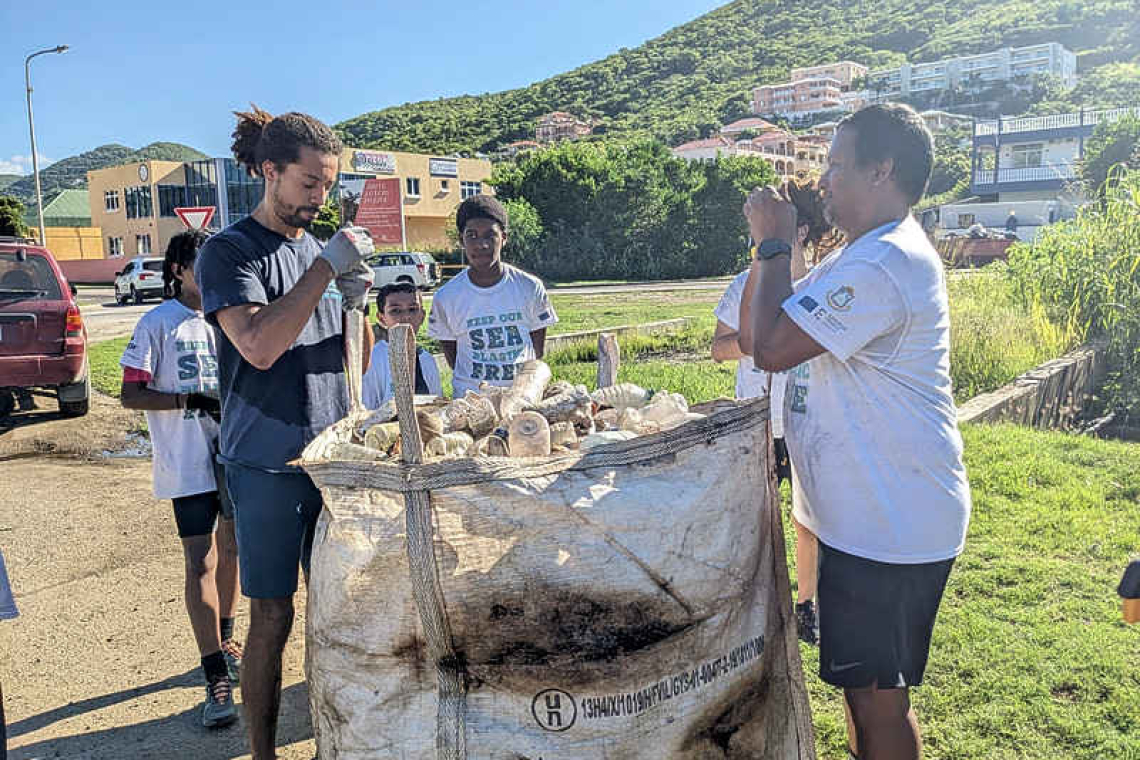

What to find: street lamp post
left=25, top=45, right=69, bottom=245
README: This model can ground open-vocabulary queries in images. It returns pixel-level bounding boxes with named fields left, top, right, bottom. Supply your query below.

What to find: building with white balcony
left=971, top=106, right=1139, bottom=199
left=535, top=112, right=594, bottom=143
left=869, top=43, right=1077, bottom=100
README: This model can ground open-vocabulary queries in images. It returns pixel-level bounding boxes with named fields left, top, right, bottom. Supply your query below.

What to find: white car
left=368, top=252, right=440, bottom=291
left=114, top=257, right=165, bottom=305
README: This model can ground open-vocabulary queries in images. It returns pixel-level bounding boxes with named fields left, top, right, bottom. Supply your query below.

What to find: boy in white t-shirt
left=120, top=231, right=240, bottom=729
left=363, top=282, right=442, bottom=408
left=428, top=195, right=558, bottom=397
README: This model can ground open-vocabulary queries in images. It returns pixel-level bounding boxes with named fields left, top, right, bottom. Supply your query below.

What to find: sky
left=0, top=0, right=727, bottom=175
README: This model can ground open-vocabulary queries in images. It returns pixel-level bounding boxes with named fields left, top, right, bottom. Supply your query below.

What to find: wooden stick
left=597, top=331, right=620, bottom=389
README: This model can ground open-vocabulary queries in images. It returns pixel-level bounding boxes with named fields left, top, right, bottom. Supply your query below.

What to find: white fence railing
left=972, top=163, right=1076, bottom=185
left=975, top=107, right=1140, bottom=137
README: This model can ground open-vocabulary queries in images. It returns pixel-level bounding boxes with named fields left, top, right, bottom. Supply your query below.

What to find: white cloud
left=0, top=153, right=53, bottom=176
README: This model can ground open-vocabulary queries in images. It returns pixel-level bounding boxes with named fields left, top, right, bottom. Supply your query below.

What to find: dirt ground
left=1, top=393, right=316, bottom=759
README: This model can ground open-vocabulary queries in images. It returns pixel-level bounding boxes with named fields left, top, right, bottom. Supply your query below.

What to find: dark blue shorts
left=817, top=541, right=954, bottom=690
left=224, top=462, right=323, bottom=599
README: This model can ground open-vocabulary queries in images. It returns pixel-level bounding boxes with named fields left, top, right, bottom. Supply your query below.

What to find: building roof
left=721, top=117, right=779, bottom=133
left=507, top=140, right=541, bottom=148
left=25, top=189, right=91, bottom=227
left=672, top=135, right=734, bottom=152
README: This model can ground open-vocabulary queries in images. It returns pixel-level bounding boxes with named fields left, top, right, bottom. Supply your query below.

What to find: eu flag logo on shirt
left=798, top=295, right=819, bottom=313
left=538, top=311, right=550, bottom=321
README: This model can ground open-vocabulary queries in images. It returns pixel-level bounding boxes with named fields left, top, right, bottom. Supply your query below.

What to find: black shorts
left=817, top=541, right=954, bottom=690
left=171, top=488, right=234, bottom=538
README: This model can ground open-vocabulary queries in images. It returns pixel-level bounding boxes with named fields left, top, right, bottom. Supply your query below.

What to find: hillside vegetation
left=336, top=0, right=1138, bottom=154
left=6, top=142, right=207, bottom=206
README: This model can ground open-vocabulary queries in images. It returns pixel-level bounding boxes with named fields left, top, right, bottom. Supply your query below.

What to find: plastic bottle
left=591, top=383, right=652, bottom=411
left=549, top=421, right=578, bottom=449
left=475, top=426, right=510, bottom=457
left=533, top=385, right=593, bottom=423
left=640, top=392, right=690, bottom=429
left=580, top=430, right=638, bottom=451
left=508, top=411, right=551, bottom=457
left=500, top=360, right=553, bottom=420
left=426, top=431, right=474, bottom=459
left=363, top=421, right=402, bottom=456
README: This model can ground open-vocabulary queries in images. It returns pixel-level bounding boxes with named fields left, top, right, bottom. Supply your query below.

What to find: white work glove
left=336, top=262, right=374, bottom=311
left=319, top=226, right=374, bottom=277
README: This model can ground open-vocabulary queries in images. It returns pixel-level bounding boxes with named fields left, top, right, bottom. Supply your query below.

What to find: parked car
left=113, top=256, right=165, bottom=304
left=0, top=237, right=89, bottom=417
left=368, top=252, right=440, bottom=291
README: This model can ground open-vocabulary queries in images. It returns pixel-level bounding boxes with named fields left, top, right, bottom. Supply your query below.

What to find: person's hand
left=184, top=393, right=221, bottom=422
left=319, top=227, right=374, bottom=277
left=336, top=262, right=374, bottom=311
left=743, top=186, right=797, bottom=251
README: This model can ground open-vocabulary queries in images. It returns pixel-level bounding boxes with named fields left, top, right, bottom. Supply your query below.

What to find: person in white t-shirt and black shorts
left=742, top=104, right=971, bottom=760
left=428, top=195, right=558, bottom=396
left=120, top=230, right=242, bottom=730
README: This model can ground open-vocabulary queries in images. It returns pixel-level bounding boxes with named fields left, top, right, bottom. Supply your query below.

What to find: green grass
left=87, top=273, right=1071, bottom=403
left=89, top=335, right=130, bottom=397
left=793, top=424, right=1140, bottom=759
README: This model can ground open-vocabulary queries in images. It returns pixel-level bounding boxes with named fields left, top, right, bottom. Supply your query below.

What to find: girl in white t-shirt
left=119, top=230, right=239, bottom=729
left=363, top=282, right=443, bottom=408
left=731, top=179, right=845, bottom=648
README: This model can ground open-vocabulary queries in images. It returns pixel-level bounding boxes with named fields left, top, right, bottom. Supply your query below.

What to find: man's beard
left=273, top=187, right=318, bottom=229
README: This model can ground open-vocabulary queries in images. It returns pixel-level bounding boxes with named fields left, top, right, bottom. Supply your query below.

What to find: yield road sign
left=174, top=206, right=216, bottom=230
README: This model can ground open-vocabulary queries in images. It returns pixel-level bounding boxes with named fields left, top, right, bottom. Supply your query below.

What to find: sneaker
left=795, top=600, right=819, bottom=646
left=221, top=638, right=243, bottom=685
left=201, top=675, right=238, bottom=729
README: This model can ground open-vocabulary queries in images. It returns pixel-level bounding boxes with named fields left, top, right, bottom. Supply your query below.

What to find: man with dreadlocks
left=194, top=106, right=374, bottom=758
left=120, top=229, right=242, bottom=729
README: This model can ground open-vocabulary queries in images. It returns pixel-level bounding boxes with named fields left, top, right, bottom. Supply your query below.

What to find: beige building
left=87, top=160, right=189, bottom=260
left=535, top=112, right=594, bottom=143
left=338, top=148, right=493, bottom=248
left=789, top=61, right=867, bottom=88
left=88, top=149, right=494, bottom=256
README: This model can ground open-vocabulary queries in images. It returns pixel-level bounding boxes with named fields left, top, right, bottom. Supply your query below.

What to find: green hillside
left=0, top=174, right=21, bottom=192
left=336, top=0, right=1139, bottom=154
left=5, top=141, right=207, bottom=205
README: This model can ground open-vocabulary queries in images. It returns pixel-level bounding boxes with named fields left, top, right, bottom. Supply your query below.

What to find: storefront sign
left=429, top=157, right=458, bottom=177
left=352, top=150, right=397, bottom=174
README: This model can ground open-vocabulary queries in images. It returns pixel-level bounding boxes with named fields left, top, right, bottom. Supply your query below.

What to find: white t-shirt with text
left=120, top=299, right=221, bottom=500
left=714, top=270, right=790, bottom=436
left=781, top=216, right=971, bottom=564
left=363, top=340, right=443, bottom=409
left=428, top=265, right=558, bottom=397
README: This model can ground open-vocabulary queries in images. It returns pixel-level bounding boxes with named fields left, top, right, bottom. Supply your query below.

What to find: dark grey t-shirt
left=196, top=216, right=346, bottom=472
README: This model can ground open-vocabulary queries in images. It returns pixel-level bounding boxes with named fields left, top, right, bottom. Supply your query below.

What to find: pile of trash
left=353, top=359, right=705, bottom=460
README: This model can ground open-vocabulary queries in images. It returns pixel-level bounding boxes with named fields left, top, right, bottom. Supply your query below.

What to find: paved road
left=76, top=279, right=735, bottom=343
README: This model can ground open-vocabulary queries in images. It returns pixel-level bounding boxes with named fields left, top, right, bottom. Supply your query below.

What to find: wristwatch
left=754, top=239, right=792, bottom=260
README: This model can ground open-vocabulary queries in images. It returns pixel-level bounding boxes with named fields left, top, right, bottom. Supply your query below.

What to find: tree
left=310, top=198, right=340, bottom=241
left=0, top=196, right=30, bottom=238
left=1081, top=115, right=1140, bottom=196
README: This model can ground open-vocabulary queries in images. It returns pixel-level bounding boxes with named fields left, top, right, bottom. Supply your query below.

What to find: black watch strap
left=757, top=238, right=792, bottom=260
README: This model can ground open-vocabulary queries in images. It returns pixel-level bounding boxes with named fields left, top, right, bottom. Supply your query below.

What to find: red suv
left=0, top=237, right=89, bottom=417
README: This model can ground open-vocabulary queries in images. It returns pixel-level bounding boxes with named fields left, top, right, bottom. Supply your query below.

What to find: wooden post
left=597, top=332, right=620, bottom=389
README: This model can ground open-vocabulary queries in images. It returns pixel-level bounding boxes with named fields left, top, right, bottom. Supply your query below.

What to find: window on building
left=440, top=179, right=450, bottom=193
left=157, top=185, right=186, bottom=217
left=104, top=190, right=120, bottom=212
left=957, top=214, right=975, bottom=228
left=124, top=186, right=153, bottom=219
left=1011, top=143, right=1044, bottom=169
left=461, top=181, right=482, bottom=199
left=136, top=234, right=152, bottom=255
left=405, top=177, right=421, bottom=197
left=108, top=237, right=124, bottom=257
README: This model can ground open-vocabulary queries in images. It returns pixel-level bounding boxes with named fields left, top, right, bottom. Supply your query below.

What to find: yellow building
left=87, top=160, right=190, bottom=260
left=338, top=148, right=493, bottom=248
left=87, top=150, right=493, bottom=257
